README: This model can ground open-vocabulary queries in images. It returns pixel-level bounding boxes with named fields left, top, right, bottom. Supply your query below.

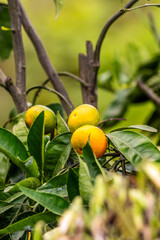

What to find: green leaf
left=0, top=128, right=29, bottom=173
left=0, top=153, right=10, bottom=188
left=83, top=142, right=106, bottom=181
left=57, top=111, right=69, bottom=135
left=79, top=157, right=93, bottom=204
left=0, top=212, right=56, bottom=235
left=19, top=186, right=69, bottom=215
left=27, top=112, right=45, bottom=176
left=107, top=131, right=160, bottom=166
left=0, top=200, right=14, bottom=214
left=37, top=171, right=68, bottom=197
left=47, top=103, right=64, bottom=117
left=0, top=3, right=12, bottom=60
left=67, top=168, right=79, bottom=202
left=45, top=132, right=72, bottom=178
left=53, top=0, right=65, bottom=19
left=7, top=177, right=41, bottom=195
left=23, top=156, right=39, bottom=178
left=111, top=125, right=157, bottom=133
left=11, top=115, right=29, bottom=150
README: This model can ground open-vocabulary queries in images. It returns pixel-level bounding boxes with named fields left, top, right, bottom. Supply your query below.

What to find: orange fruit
left=25, top=105, right=56, bottom=134
left=68, top=104, right=100, bottom=133
left=71, top=125, right=107, bottom=158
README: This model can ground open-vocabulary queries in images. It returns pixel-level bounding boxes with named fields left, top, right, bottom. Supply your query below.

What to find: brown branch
left=94, top=0, right=139, bottom=66
left=18, top=0, right=74, bottom=115
left=7, top=0, right=28, bottom=112
left=137, top=79, right=160, bottom=105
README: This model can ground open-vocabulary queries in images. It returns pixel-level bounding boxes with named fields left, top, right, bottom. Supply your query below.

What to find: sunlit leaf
left=107, top=131, right=160, bottom=166
left=111, top=125, right=157, bottom=133
left=19, top=186, right=69, bottom=215
left=79, top=157, right=93, bottom=204
left=53, top=0, right=65, bottom=19
left=56, top=111, right=69, bottom=135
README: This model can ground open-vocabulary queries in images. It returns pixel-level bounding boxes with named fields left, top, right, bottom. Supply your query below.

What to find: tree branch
left=18, top=0, right=74, bottom=115
left=94, top=0, right=139, bottom=66
left=137, top=79, right=160, bottom=106
left=7, top=0, right=27, bottom=112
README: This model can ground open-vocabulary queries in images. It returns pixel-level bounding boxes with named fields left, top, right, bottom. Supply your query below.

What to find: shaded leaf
left=79, top=157, right=93, bottom=204
left=0, top=212, right=56, bottom=235
left=27, top=112, right=45, bottom=175
left=0, top=4, right=12, bottom=60
left=37, top=171, right=68, bottom=197
left=0, top=200, right=14, bottom=214
left=45, top=132, right=72, bottom=178
left=67, top=168, right=79, bottom=202
left=107, top=131, right=160, bottom=166
left=47, top=103, right=64, bottom=117
left=19, top=186, right=69, bottom=215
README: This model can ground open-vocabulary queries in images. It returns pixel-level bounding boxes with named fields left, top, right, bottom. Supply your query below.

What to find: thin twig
left=124, top=3, right=160, bottom=12
left=26, top=85, right=73, bottom=111
left=18, top=0, right=74, bottom=115
left=137, top=79, right=160, bottom=106
left=102, top=156, right=118, bottom=167
left=58, top=71, right=90, bottom=87
left=94, top=0, right=139, bottom=66
left=98, top=118, right=126, bottom=127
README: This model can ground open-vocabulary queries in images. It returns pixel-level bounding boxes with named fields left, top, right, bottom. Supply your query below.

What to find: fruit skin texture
left=25, top=105, right=56, bottom=134
left=71, top=125, right=107, bottom=158
left=68, top=104, right=100, bottom=133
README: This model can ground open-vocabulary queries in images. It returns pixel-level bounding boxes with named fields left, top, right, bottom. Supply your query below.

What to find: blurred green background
left=0, top=0, right=160, bottom=128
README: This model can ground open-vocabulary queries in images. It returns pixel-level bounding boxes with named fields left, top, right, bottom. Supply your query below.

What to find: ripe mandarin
left=71, top=125, right=107, bottom=158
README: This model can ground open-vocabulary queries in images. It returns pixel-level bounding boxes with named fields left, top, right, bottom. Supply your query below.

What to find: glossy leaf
left=111, top=125, right=157, bottom=133
left=83, top=142, right=106, bottom=181
left=79, top=157, right=93, bottom=204
left=0, top=4, right=12, bottom=60
left=19, top=186, right=69, bottom=215
left=27, top=112, right=45, bottom=175
left=67, top=168, right=79, bottom=202
left=0, top=212, right=56, bottom=235
left=37, top=171, right=68, bottom=197
left=0, top=200, right=14, bottom=214
left=107, top=131, right=160, bottom=166
left=45, top=132, right=72, bottom=178
left=24, top=156, right=39, bottom=178
left=57, top=111, right=69, bottom=135
left=0, top=128, right=29, bottom=173
left=7, top=177, right=41, bottom=194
